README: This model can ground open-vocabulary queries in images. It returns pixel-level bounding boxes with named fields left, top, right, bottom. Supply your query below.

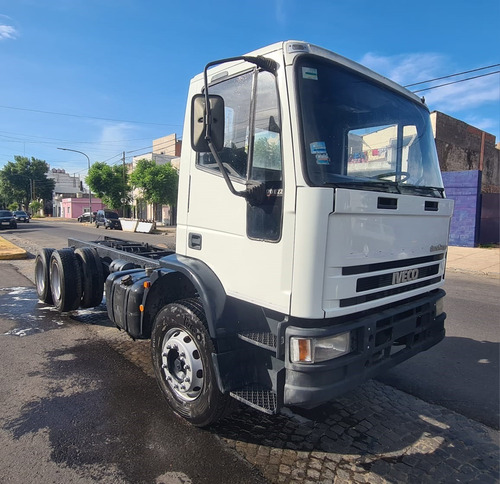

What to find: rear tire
left=75, top=247, right=104, bottom=308
left=50, top=248, right=83, bottom=312
left=35, top=248, right=55, bottom=304
left=151, top=299, right=232, bottom=427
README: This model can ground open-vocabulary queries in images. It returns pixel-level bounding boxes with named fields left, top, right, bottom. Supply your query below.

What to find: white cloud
left=424, top=74, right=499, bottom=112
left=0, top=24, right=18, bottom=41
left=358, top=51, right=500, bottom=139
left=99, top=122, right=135, bottom=145
left=359, top=52, right=446, bottom=86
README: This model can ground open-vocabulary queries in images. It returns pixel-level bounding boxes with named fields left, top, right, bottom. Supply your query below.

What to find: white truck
left=35, top=41, right=453, bottom=426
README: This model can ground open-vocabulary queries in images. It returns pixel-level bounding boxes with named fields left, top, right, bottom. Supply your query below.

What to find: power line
left=0, top=104, right=182, bottom=128
left=412, top=70, right=500, bottom=93
left=404, top=63, right=500, bottom=88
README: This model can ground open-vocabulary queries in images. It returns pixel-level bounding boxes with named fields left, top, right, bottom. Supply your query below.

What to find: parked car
left=78, top=212, right=96, bottom=223
left=0, top=210, right=17, bottom=229
left=13, top=210, right=30, bottom=223
left=95, top=210, right=122, bottom=230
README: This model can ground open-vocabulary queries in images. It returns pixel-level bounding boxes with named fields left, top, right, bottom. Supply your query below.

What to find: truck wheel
left=35, top=248, right=55, bottom=304
left=50, top=248, right=83, bottom=312
left=151, top=299, right=231, bottom=427
left=75, top=247, right=104, bottom=308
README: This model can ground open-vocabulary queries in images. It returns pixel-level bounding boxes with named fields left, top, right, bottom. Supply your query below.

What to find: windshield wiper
left=399, top=185, right=445, bottom=197
left=324, top=180, right=401, bottom=194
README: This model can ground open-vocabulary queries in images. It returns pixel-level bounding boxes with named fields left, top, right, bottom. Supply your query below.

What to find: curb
left=0, top=236, right=27, bottom=260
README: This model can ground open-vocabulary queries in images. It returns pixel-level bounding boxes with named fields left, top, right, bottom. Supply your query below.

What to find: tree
left=29, top=200, right=43, bottom=216
left=0, top=156, right=55, bottom=209
left=86, top=162, right=130, bottom=210
left=130, top=159, right=178, bottom=208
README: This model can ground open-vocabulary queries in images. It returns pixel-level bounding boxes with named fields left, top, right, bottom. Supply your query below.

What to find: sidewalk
left=446, top=246, right=500, bottom=276
left=0, top=235, right=27, bottom=260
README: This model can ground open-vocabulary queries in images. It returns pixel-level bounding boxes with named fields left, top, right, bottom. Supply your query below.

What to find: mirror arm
left=207, top=139, right=247, bottom=199
left=202, top=55, right=277, bottom=204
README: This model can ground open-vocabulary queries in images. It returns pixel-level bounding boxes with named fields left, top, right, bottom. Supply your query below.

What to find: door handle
left=189, top=233, right=202, bottom=250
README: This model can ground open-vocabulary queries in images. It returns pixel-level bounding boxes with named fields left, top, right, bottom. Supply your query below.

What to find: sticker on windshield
left=310, top=142, right=330, bottom=164
left=310, top=141, right=327, bottom=154
left=315, top=154, right=330, bottom=165
left=302, top=67, right=318, bottom=80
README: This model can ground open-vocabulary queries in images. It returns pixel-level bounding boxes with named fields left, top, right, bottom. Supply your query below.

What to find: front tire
left=151, top=299, right=231, bottom=427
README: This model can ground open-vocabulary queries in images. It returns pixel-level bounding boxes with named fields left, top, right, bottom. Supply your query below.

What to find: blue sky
left=1, top=0, right=499, bottom=177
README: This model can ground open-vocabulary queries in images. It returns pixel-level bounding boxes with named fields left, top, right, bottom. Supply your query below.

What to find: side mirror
left=191, top=94, right=225, bottom=153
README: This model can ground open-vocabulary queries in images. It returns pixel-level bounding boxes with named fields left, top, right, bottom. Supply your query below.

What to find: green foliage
left=29, top=200, right=43, bottom=215
left=86, top=162, right=130, bottom=210
left=130, top=159, right=178, bottom=207
left=0, top=156, right=55, bottom=208
left=8, top=203, right=17, bottom=212
left=253, top=137, right=281, bottom=170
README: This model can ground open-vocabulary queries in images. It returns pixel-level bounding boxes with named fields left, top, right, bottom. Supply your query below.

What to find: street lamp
left=57, top=148, right=92, bottom=218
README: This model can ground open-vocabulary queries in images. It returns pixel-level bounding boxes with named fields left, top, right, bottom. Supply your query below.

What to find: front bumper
left=283, top=289, right=446, bottom=408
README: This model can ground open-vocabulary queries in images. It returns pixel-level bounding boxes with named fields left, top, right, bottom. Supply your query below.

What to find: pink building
left=61, top=197, right=106, bottom=219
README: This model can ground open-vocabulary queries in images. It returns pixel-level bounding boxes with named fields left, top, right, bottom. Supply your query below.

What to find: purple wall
left=442, top=171, right=482, bottom=247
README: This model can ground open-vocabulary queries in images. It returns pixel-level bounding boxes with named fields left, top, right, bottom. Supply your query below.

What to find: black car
left=95, top=210, right=122, bottom=230
left=0, top=210, right=17, bottom=229
left=13, top=210, right=30, bottom=223
left=78, top=212, right=96, bottom=223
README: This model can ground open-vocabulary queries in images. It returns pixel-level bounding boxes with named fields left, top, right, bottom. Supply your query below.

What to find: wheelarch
left=142, top=254, right=227, bottom=340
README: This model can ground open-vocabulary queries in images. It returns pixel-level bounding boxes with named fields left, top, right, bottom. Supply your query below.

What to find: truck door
left=185, top=68, right=292, bottom=313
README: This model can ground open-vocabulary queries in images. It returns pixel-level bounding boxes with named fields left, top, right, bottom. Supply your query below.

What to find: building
left=47, top=168, right=83, bottom=217
left=430, top=112, right=499, bottom=246
left=431, top=111, right=499, bottom=193
left=131, top=133, right=181, bottom=225
left=60, top=196, right=106, bottom=219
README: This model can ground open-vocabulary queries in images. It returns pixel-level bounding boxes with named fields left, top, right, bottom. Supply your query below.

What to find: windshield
left=0, top=211, right=12, bottom=216
left=296, top=56, right=444, bottom=197
left=105, top=212, right=119, bottom=219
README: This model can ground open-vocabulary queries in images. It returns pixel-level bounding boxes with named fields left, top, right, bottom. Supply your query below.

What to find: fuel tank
left=106, top=269, right=150, bottom=338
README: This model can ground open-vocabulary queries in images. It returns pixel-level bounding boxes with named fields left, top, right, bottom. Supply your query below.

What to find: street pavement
left=0, top=227, right=498, bottom=483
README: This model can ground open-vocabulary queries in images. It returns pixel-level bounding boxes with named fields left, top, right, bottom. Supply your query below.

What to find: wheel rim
left=35, top=259, right=45, bottom=294
left=161, top=328, right=204, bottom=402
left=51, top=261, right=62, bottom=302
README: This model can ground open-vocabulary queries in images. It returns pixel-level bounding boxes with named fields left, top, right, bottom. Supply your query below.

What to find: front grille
left=342, top=254, right=444, bottom=276
left=340, top=276, right=442, bottom=307
left=356, top=264, right=440, bottom=292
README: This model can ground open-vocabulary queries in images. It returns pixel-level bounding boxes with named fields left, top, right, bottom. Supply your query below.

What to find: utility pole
left=122, top=151, right=126, bottom=217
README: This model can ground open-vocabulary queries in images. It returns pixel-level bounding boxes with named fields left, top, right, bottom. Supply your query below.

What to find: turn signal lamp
left=290, top=332, right=351, bottom=364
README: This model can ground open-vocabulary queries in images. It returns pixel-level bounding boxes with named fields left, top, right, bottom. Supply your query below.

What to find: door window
left=196, top=68, right=283, bottom=241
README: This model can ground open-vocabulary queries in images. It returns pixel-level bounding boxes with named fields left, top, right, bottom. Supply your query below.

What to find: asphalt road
left=0, top=264, right=266, bottom=484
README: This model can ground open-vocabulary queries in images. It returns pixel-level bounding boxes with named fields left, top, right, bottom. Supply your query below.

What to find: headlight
left=435, top=297, right=445, bottom=316
left=290, top=332, right=351, bottom=364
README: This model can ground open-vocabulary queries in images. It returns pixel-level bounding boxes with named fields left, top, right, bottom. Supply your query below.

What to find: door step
left=230, top=386, right=277, bottom=414
left=237, top=331, right=277, bottom=351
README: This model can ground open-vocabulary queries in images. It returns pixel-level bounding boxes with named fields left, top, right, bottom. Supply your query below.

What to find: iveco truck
left=35, top=41, right=453, bottom=426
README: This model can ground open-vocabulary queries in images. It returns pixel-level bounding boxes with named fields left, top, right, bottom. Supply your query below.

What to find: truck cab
left=168, top=41, right=453, bottom=418
left=39, top=41, right=453, bottom=427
